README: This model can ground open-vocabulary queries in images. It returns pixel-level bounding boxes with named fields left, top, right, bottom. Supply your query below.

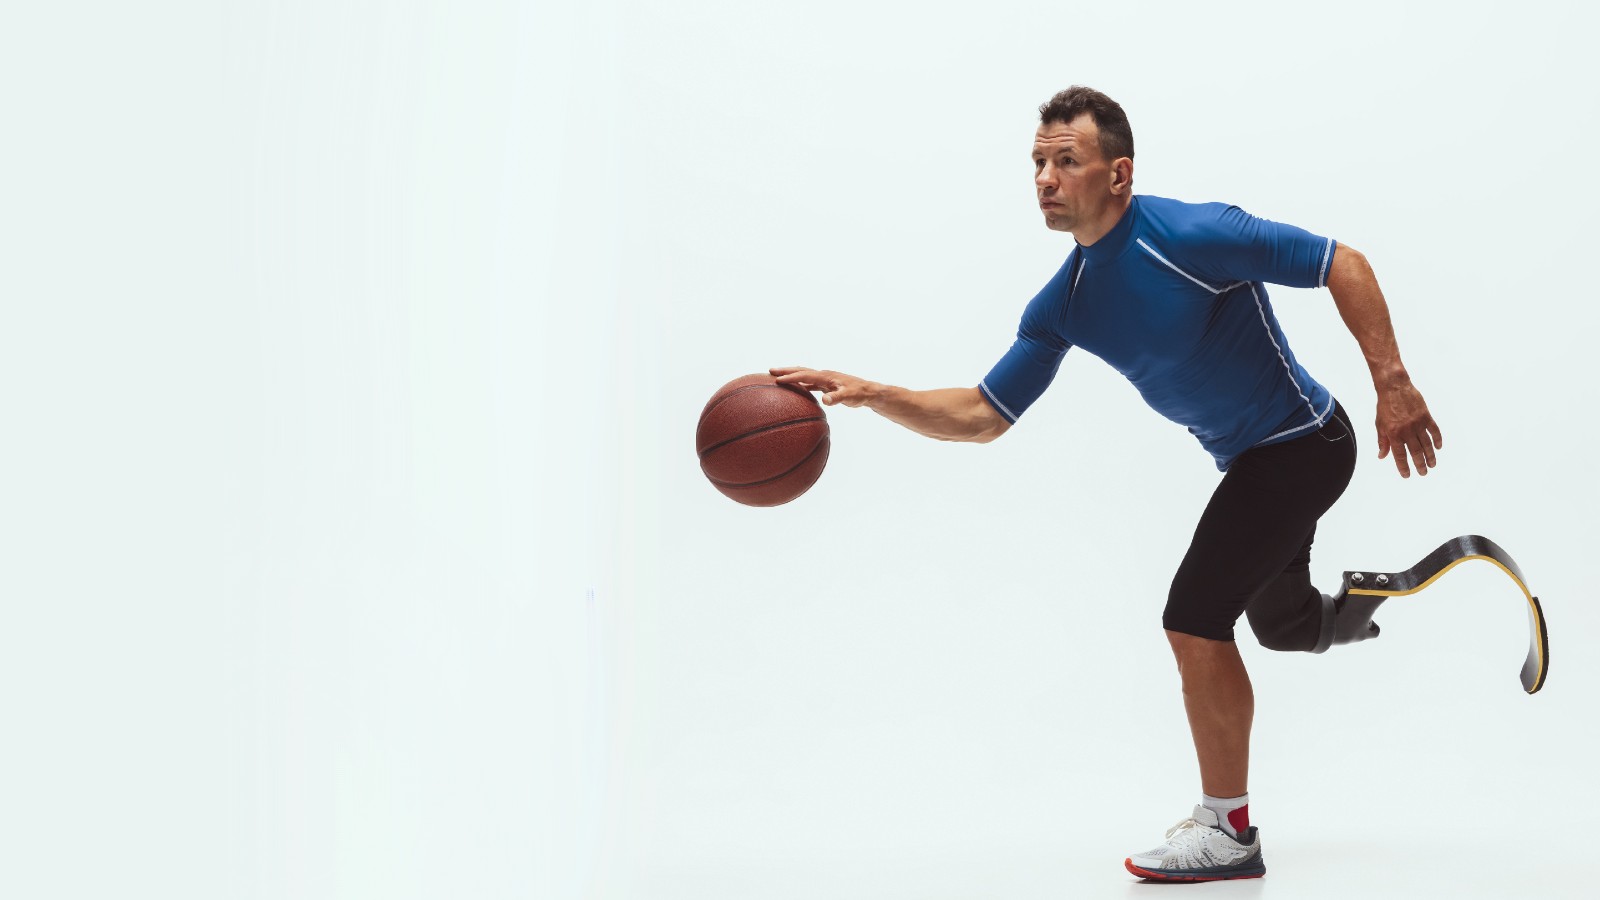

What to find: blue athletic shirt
left=980, top=195, right=1338, bottom=471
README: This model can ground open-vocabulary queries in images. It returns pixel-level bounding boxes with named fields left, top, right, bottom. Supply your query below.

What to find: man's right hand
left=770, top=367, right=880, bottom=408
left=770, top=367, right=1010, bottom=443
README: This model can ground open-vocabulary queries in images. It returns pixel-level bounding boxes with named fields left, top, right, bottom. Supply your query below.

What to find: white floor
left=610, top=776, right=1589, bottom=899
left=589, top=509, right=1595, bottom=900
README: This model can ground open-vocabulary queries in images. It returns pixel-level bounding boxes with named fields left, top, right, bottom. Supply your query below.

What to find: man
left=771, top=85, right=1442, bottom=882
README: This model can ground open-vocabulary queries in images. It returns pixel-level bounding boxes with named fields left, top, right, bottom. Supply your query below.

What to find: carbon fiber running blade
left=1339, top=535, right=1549, bottom=694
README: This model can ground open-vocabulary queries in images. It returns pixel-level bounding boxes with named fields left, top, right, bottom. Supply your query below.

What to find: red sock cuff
left=1227, top=804, right=1250, bottom=834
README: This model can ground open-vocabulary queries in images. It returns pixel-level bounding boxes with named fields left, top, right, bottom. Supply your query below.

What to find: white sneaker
left=1124, top=804, right=1266, bottom=882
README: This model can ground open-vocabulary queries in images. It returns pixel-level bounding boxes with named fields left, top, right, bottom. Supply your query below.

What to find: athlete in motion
left=772, top=86, right=1443, bottom=881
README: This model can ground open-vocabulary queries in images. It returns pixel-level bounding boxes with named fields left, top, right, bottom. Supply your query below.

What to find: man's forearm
left=1325, top=245, right=1410, bottom=390
left=865, top=384, right=1009, bottom=443
left=1320, top=243, right=1443, bottom=476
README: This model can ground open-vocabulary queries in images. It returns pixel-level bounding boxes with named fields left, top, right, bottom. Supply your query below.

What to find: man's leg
left=1166, top=629, right=1252, bottom=798
left=1163, top=403, right=1357, bottom=745
left=1162, top=472, right=1343, bottom=800
left=1128, top=405, right=1356, bottom=881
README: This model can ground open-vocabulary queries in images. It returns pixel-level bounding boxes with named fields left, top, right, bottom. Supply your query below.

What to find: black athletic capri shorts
left=1164, top=401, right=1358, bottom=644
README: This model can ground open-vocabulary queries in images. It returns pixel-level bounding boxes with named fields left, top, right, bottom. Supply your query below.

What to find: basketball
left=696, top=374, right=830, bottom=507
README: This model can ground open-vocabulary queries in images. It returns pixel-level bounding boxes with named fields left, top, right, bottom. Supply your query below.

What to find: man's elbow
left=968, top=418, right=1012, bottom=443
left=962, top=387, right=1012, bottom=443
left=1329, top=243, right=1370, bottom=283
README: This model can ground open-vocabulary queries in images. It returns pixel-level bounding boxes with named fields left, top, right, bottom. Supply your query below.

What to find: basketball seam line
left=705, top=433, right=828, bottom=488
left=698, top=416, right=826, bottom=459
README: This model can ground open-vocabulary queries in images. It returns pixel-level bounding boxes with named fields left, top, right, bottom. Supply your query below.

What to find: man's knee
left=1161, top=601, right=1239, bottom=644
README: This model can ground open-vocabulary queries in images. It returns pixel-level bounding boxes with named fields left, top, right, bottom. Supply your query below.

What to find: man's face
left=1033, top=114, right=1118, bottom=234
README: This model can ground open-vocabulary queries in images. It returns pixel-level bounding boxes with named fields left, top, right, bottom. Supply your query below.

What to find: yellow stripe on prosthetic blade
left=1347, top=554, right=1548, bottom=694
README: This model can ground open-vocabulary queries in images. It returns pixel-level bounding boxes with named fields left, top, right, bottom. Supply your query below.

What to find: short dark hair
left=1038, top=86, right=1134, bottom=162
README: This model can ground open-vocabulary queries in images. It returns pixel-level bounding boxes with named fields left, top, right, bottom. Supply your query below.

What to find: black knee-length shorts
left=1164, top=402, right=1358, bottom=644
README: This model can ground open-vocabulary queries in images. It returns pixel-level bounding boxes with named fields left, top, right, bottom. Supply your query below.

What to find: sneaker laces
left=1163, top=817, right=1201, bottom=842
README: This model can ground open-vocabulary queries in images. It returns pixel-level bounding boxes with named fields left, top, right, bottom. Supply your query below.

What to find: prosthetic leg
left=1311, top=534, right=1550, bottom=694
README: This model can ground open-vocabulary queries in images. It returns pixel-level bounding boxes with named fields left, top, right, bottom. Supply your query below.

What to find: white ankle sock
left=1202, top=792, right=1250, bottom=839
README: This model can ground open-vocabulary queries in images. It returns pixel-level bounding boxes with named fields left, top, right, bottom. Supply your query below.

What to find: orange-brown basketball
left=696, top=374, right=830, bottom=507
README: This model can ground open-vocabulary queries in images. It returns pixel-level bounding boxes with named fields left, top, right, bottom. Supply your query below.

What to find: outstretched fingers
left=771, top=367, right=834, bottom=391
left=768, top=366, right=875, bottom=408
left=770, top=366, right=840, bottom=404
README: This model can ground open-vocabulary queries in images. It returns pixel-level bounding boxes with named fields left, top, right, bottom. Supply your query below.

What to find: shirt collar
left=1077, top=195, right=1139, bottom=263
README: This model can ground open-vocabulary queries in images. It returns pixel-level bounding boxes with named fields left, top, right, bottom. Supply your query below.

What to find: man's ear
left=1109, top=157, right=1134, bottom=195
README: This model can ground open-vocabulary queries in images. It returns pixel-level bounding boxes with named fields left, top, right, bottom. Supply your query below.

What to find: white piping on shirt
left=1133, top=235, right=1333, bottom=444
left=1257, top=394, right=1337, bottom=444
left=1136, top=238, right=1223, bottom=294
left=1248, top=281, right=1326, bottom=436
left=1317, top=237, right=1334, bottom=288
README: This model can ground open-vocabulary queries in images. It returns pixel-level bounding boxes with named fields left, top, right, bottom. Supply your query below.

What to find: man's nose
left=1035, top=164, right=1057, bottom=189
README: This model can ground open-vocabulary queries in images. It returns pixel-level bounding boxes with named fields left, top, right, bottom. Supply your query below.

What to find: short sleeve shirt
left=980, top=195, right=1338, bottom=470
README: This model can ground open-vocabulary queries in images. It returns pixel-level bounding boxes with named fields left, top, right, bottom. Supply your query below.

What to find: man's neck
left=1072, top=195, right=1134, bottom=247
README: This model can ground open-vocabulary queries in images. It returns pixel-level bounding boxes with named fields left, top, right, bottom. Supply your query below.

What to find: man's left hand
left=1376, top=383, right=1442, bottom=478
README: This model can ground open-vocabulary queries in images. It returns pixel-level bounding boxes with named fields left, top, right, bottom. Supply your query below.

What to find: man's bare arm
left=1324, top=244, right=1442, bottom=478
left=770, top=367, right=1011, bottom=443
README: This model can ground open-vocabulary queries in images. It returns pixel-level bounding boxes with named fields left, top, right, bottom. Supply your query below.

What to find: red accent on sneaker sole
left=1124, top=859, right=1265, bottom=882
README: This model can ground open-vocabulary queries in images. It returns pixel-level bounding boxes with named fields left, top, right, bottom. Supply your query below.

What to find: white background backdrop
left=4, top=1, right=1596, bottom=897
